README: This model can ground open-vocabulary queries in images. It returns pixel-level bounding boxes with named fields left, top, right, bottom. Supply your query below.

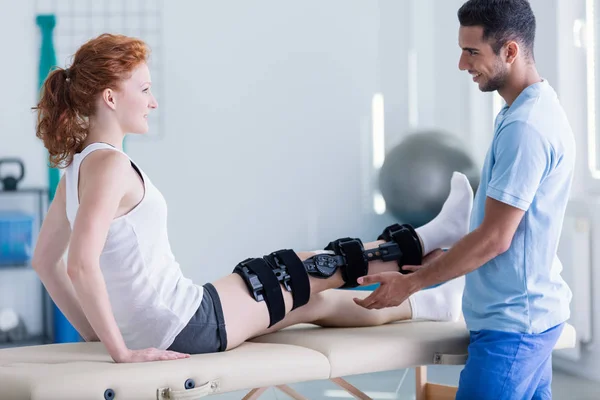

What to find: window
left=588, top=0, right=600, bottom=177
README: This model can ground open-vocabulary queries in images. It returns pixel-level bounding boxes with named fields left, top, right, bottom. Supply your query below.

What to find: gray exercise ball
left=379, top=131, right=480, bottom=227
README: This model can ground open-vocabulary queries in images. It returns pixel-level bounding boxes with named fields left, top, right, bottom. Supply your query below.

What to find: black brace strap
left=377, top=223, right=423, bottom=273
left=378, top=223, right=404, bottom=242
left=392, top=224, right=422, bottom=265
left=324, top=238, right=368, bottom=288
left=264, top=250, right=310, bottom=311
left=233, top=258, right=286, bottom=327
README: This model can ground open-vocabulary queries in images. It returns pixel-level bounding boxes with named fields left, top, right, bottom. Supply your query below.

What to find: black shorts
left=167, top=283, right=228, bottom=354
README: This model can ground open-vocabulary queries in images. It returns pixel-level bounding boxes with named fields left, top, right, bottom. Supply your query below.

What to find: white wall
left=0, top=0, right=46, bottom=187
left=126, top=0, right=405, bottom=284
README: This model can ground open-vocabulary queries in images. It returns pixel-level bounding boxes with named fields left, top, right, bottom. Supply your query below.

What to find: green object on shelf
left=36, top=14, right=80, bottom=344
left=36, top=15, right=60, bottom=202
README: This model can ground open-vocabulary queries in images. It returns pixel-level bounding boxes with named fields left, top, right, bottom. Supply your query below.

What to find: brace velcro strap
left=243, top=258, right=286, bottom=327
left=390, top=225, right=422, bottom=266
left=233, top=260, right=263, bottom=301
left=377, top=223, right=423, bottom=273
left=324, top=237, right=355, bottom=254
left=269, top=250, right=311, bottom=311
left=377, top=223, right=403, bottom=242
left=325, top=238, right=368, bottom=288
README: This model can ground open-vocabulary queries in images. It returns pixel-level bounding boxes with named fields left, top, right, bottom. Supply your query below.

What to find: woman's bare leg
left=252, top=250, right=452, bottom=338
left=255, top=289, right=412, bottom=338
left=213, top=241, right=402, bottom=349
left=213, top=172, right=473, bottom=350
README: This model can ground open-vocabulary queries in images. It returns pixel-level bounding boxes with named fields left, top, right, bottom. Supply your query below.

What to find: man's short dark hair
left=458, top=0, right=536, bottom=60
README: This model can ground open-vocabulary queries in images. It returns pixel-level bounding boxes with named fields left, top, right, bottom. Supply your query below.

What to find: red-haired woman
left=32, top=34, right=472, bottom=363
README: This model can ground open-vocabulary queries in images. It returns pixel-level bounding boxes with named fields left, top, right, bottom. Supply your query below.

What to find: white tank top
left=64, top=143, right=203, bottom=350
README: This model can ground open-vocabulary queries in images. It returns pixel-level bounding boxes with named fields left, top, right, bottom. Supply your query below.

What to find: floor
left=208, top=365, right=600, bottom=399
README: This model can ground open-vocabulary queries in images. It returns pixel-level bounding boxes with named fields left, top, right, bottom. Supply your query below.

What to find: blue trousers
left=456, top=323, right=564, bottom=400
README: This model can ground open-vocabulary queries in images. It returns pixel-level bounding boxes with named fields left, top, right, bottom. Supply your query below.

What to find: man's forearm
left=409, top=227, right=507, bottom=292
left=35, top=260, right=99, bottom=342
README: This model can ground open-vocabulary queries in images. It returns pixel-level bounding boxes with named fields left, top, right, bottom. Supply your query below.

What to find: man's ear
left=505, top=40, right=519, bottom=64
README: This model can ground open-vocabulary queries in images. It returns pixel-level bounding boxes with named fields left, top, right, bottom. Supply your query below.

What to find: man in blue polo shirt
left=355, top=0, right=575, bottom=398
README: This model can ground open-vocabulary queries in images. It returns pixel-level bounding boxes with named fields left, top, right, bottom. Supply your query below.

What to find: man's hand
left=353, top=271, right=415, bottom=309
left=352, top=249, right=446, bottom=310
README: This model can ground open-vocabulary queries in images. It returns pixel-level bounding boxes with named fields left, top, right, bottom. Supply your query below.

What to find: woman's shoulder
left=77, top=149, right=134, bottom=194
left=79, top=148, right=131, bottom=175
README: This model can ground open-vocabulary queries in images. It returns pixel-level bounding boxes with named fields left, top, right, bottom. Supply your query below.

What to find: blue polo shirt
left=463, top=80, right=575, bottom=334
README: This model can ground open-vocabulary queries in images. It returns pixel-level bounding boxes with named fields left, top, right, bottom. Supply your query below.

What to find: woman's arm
left=32, top=176, right=99, bottom=342
left=67, top=151, right=136, bottom=361
left=67, top=150, right=189, bottom=363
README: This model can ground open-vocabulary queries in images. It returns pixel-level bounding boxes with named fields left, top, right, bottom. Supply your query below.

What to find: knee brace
left=233, top=249, right=310, bottom=328
left=373, top=223, right=423, bottom=273
left=321, top=237, right=369, bottom=288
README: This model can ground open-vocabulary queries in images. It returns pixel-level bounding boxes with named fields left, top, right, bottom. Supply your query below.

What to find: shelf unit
left=0, top=335, right=48, bottom=350
left=0, top=188, right=52, bottom=348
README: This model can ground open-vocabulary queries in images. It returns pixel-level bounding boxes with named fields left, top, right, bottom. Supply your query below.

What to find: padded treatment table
left=0, top=320, right=576, bottom=400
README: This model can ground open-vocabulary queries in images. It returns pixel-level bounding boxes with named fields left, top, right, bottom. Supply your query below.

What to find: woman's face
left=115, top=63, right=158, bottom=134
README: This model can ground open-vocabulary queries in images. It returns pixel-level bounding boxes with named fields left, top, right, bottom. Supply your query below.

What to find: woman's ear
left=102, top=88, right=117, bottom=110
